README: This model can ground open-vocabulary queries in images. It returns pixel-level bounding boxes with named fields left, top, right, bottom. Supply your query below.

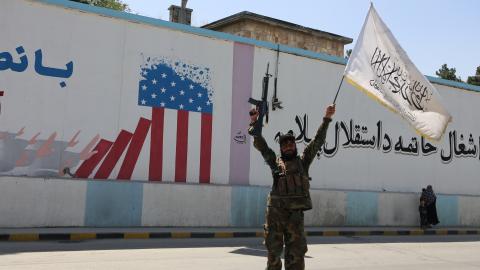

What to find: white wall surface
left=377, top=193, right=419, bottom=226
left=459, top=197, right=480, bottom=226
left=0, top=177, right=87, bottom=227
left=142, top=183, right=231, bottom=226
left=0, top=0, right=479, bottom=197
left=305, top=190, right=347, bottom=226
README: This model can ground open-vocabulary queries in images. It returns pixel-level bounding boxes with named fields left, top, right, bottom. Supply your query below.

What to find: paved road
left=1, top=235, right=479, bottom=269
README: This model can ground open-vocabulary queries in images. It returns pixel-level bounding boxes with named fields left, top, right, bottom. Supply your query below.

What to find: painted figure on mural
left=248, top=104, right=335, bottom=270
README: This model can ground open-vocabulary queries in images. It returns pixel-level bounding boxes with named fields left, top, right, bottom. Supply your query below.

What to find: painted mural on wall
left=0, top=47, right=477, bottom=181
left=0, top=45, right=77, bottom=176
left=0, top=128, right=98, bottom=177
left=1, top=0, right=479, bottom=196
left=276, top=114, right=479, bottom=164
left=0, top=46, right=73, bottom=88
left=0, top=53, right=214, bottom=181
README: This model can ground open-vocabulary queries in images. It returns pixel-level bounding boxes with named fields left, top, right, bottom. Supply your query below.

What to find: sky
left=121, top=0, right=479, bottom=81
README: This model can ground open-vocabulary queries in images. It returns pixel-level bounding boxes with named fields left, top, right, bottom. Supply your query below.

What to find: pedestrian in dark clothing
left=423, top=185, right=439, bottom=226
left=419, top=198, right=428, bottom=229
left=420, top=188, right=427, bottom=202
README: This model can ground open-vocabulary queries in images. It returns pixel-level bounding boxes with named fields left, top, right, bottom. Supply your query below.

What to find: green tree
left=435, top=64, right=462, bottom=82
left=467, top=66, right=480, bottom=86
left=70, top=0, right=129, bottom=12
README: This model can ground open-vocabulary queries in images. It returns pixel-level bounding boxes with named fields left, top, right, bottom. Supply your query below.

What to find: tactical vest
left=268, top=157, right=313, bottom=211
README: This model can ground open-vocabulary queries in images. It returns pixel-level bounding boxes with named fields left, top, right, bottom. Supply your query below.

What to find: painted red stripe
left=75, top=139, right=113, bottom=178
left=94, top=130, right=133, bottom=179
left=149, top=108, right=164, bottom=181
left=174, top=110, right=189, bottom=182
left=199, top=113, right=213, bottom=183
left=117, top=117, right=151, bottom=180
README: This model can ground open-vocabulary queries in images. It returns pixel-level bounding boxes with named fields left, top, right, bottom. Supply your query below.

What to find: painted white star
left=180, top=90, right=185, bottom=95
left=141, top=85, right=147, bottom=91
left=152, top=79, right=157, bottom=84
left=189, top=98, right=194, bottom=103
left=197, top=93, right=202, bottom=97
left=151, top=93, right=157, bottom=99
left=179, top=104, right=184, bottom=109
left=161, top=73, right=167, bottom=78
left=189, top=84, right=194, bottom=90
left=170, top=96, right=175, bottom=101
left=142, top=71, right=148, bottom=76
left=197, top=106, right=202, bottom=111
left=141, top=99, right=146, bottom=105
left=160, top=102, right=165, bottom=107
left=161, top=88, right=166, bottom=93
left=171, top=81, right=176, bottom=87
left=180, top=76, right=185, bottom=81
left=206, top=101, right=211, bottom=106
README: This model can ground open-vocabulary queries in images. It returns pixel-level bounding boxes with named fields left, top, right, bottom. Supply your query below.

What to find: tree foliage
left=467, top=66, right=480, bottom=86
left=435, top=64, right=462, bottom=82
left=70, top=0, right=129, bottom=12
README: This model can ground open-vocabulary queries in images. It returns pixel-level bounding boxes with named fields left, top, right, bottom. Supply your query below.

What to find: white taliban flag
left=344, top=5, right=452, bottom=140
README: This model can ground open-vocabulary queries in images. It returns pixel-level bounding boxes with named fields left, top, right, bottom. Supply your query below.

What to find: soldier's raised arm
left=301, top=104, right=336, bottom=169
left=248, top=108, right=277, bottom=170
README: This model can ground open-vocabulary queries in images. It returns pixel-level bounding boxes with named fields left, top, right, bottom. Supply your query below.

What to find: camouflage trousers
left=264, top=206, right=307, bottom=270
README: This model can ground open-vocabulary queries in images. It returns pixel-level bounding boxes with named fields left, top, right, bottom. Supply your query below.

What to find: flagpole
left=332, top=75, right=345, bottom=104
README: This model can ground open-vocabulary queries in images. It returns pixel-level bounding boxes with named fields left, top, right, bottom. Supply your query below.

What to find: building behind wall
left=169, top=0, right=192, bottom=25
left=202, top=11, right=353, bottom=57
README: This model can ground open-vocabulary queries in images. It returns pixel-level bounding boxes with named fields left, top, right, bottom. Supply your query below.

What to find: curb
left=1, top=229, right=479, bottom=241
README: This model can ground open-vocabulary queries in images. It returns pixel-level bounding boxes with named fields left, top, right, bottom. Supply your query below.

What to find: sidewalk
left=1, top=226, right=479, bottom=241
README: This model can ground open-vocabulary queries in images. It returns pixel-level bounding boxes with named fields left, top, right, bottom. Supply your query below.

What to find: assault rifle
left=248, top=63, right=272, bottom=136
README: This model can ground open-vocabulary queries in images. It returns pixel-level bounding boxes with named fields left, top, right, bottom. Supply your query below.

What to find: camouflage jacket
left=250, top=117, right=332, bottom=210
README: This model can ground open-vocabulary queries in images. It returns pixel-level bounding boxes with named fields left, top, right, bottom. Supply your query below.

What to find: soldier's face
left=280, top=140, right=297, bottom=156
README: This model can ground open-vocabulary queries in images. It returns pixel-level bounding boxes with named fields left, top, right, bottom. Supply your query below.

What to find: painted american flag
left=74, top=57, right=214, bottom=183
left=138, top=62, right=213, bottom=114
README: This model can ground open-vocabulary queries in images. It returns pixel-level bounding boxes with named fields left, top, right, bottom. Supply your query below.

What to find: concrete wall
left=1, top=176, right=478, bottom=228
left=1, top=0, right=480, bottom=195
left=0, top=1, right=479, bottom=228
left=0, top=176, right=87, bottom=227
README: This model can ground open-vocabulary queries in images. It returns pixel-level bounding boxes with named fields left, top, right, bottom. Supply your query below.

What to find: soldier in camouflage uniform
left=249, top=104, right=335, bottom=270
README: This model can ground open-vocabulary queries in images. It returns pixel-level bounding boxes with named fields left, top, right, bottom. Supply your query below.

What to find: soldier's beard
left=281, top=149, right=298, bottom=161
